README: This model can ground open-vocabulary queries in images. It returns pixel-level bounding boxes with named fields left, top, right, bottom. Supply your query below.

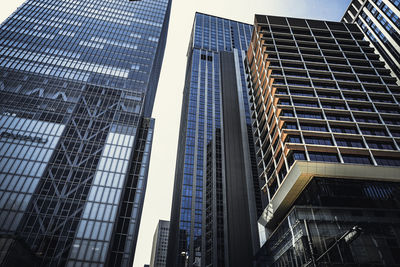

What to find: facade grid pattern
left=246, top=14, right=400, bottom=266
left=246, top=14, right=400, bottom=202
left=150, top=220, right=169, bottom=267
left=0, top=0, right=171, bottom=266
left=167, top=13, right=259, bottom=267
left=342, top=0, right=400, bottom=79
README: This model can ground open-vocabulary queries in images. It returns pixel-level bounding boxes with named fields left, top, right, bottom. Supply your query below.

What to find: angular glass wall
left=0, top=0, right=171, bottom=266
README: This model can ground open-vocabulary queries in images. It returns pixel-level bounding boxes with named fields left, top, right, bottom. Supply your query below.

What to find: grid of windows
left=343, top=0, right=400, bottom=78
left=250, top=11, right=400, bottom=266
left=150, top=220, right=169, bottom=267
left=68, top=132, right=135, bottom=266
left=246, top=14, right=400, bottom=202
left=0, top=0, right=171, bottom=266
left=0, top=116, right=64, bottom=231
left=168, top=13, right=253, bottom=267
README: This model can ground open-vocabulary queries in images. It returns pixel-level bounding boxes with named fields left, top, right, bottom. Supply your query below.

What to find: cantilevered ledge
left=259, top=161, right=400, bottom=229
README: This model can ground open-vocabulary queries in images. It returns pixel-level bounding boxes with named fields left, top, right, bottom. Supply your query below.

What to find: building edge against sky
left=0, top=0, right=171, bottom=266
left=1, top=1, right=400, bottom=266
left=166, top=12, right=264, bottom=267
left=342, top=0, right=400, bottom=81
left=246, top=13, right=400, bottom=265
left=149, top=220, right=169, bottom=267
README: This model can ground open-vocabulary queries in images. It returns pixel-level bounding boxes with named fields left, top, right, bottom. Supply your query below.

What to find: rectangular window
left=375, top=156, right=400, bottom=166
left=361, top=127, right=388, bottom=136
left=296, top=112, right=322, bottom=119
left=301, top=123, right=327, bottom=132
left=284, top=122, right=298, bottom=129
left=336, top=138, right=364, bottom=148
left=321, top=102, right=346, bottom=110
left=293, top=100, right=319, bottom=108
left=308, top=152, right=339, bottom=162
left=285, top=135, right=302, bottom=144
left=287, top=151, right=306, bottom=167
left=280, top=110, right=294, bottom=117
left=326, top=114, right=352, bottom=121
left=342, top=154, right=372, bottom=164
left=304, top=136, right=333, bottom=146
left=367, top=140, right=396, bottom=150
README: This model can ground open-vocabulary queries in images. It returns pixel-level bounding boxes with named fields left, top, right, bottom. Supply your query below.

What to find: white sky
left=0, top=0, right=351, bottom=266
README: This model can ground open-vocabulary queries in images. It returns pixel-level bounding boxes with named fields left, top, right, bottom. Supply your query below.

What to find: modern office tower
left=167, top=13, right=264, bottom=267
left=246, top=14, right=400, bottom=266
left=0, top=0, right=171, bottom=266
left=150, top=220, right=170, bottom=267
left=342, top=0, right=400, bottom=80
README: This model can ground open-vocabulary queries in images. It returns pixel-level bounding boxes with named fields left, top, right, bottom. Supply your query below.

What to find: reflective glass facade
left=256, top=178, right=400, bottom=266
left=246, top=14, right=400, bottom=266
left=167, top=13, right=262, bottom=267
left=343, top=0, right=400, bottom=79
left=0, top=0, right=171, bottom=266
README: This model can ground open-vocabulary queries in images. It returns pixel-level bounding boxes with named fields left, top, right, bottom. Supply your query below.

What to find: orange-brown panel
left=271, top=126, right=281, bottom=144
left=339, top=147, right=370, bottom=155
left=306, top=145, right=337, bottom=153
left=276, top=155, right=286, bottom=173
left=247, top=43, right=254, bottom=64
left=277, top=118, right=287, bottom=130
left=371, top=150, right=400, bottom=157
left=271, top=86, right=278, bottom=97
left=275, top=108, right=284, bottom=118
left=267, top=67, right=272, bottom=81
left=302, top=132, right=331, bottom=138
left=264, top=94, right=272, bottom=112
left=285, top=144, right=306, bottom=152
left=264, top=97, right=273, bottom=116
left=262, top=78, right=272, bottom=100
left=267, top=107, right=276, bottom=127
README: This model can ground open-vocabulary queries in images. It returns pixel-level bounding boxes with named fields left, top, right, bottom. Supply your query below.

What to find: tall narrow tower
left=150, top=220, right=170, bottom=267
left=0, top=0, right=171, bottom=266
left=167, top=13, right=264, bottom=267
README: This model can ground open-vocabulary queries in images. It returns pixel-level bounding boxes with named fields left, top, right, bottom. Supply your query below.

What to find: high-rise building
left=246, top=14, right=400, bottom=266
left=342, top=0, right=400, bottom=80
left=150, top=220, right=170, bottom=267
left=0, top=0, right=171, bottom=266
left=167, top=13, right=264, bottom=267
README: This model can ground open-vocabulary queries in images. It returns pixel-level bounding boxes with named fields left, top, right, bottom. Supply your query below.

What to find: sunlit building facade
left=167, top=13, right=264, bottom=267
left=246, top=14, right=400, bottom=266
left=342, top=0, right=400, bottom=79
left=0, top=0, right=171, bottom=266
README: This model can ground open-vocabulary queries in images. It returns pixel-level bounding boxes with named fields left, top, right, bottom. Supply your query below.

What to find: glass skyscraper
left=0, top=0, right=171, bottom=266
left=167, top=13, right=264, bottom=267
left=342, top=0, right=400, bottom=79
left=246, top=14, right=400, bottom=266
